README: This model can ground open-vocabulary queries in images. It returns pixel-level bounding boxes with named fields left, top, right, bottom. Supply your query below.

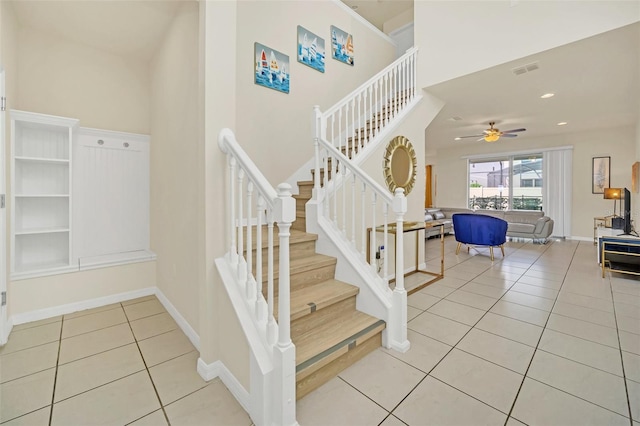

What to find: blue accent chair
left=452, top=213, right=508, bottom=261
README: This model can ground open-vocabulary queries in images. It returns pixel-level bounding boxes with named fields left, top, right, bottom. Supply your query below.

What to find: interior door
left=0, top=67, right=8, bottom=345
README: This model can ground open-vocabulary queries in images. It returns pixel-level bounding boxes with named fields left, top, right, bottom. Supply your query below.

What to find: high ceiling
left=11, top=0, right=639, bottom=152
left=424, top=22, right=640, bottom=150
left=9, top=0, right=183, bottom=61
left=341, top=0, right=413, bottom=31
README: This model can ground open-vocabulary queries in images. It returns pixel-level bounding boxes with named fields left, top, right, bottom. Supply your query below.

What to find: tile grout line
left=386, top=238, right=555, bottom=423
left=607, top=272, right=635, bottom=423
left=504, top=241, right=594, bottom=424
left=121, top=302, right=172, bottom=426
left=48, top=316, right=65, bottom=426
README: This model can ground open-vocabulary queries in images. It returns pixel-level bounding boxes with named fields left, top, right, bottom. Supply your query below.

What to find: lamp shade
left=603, top=188, right=622, bottom=199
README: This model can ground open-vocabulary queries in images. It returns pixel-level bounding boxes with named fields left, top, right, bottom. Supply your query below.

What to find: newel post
left=389, top=188, right=410, bottom=352
left=272, top=183, right=297, bottom=425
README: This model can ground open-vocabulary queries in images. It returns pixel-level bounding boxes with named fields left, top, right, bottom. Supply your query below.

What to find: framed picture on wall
left=254, top=42, right=290, bottom=94
left=330, top=25, right=354, bottom=66
left=297, top=26, right=325, bottom=73
left=592, top=156, right=610, bottom=194
left=633, top=161, right=639, bottom=193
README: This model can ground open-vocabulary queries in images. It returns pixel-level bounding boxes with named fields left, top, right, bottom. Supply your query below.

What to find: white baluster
left=342, top=162, right=347, bottom=237
left=256, top=195, right=265, bottom=320
left=267, top=213, right=277, bottom=346
left=373, top=81, right=379, bottom=138
left=383, top=202, right=389, bottom=281
left=368, top=86, right=373, bottom=140
left=237, top=169, right=245, bottom=281
left=361, top=181, right=366, bottom=258
left=229, top=156, right=237, bottom=267
left=371, top=192, right=377, bottom=273
left=246, top=181, right=255, bottom=305
left=351, top=174, right=356, bottom=246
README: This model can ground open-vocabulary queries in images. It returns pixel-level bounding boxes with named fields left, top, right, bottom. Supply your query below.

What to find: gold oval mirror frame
left=383, top=135, right=417, bottom=195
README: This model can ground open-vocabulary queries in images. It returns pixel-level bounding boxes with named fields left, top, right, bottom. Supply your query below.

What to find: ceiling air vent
left=512, top=61, right=540, bottom=76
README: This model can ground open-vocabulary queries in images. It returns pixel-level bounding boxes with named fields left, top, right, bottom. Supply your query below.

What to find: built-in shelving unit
left=11, top=110, right=79, bottom=279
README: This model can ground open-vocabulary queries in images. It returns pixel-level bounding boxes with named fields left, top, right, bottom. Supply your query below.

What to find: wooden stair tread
left=285, top=279, right=359, bottom=322
left=246, top=228, right=317, bottom=250
left=265, top=253, right=336, bottom=280
left=294, top=310, right=385, bottom=367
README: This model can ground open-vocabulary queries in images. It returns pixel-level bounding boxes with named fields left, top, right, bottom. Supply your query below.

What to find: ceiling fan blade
left=455, top=134, right=484, bottom=139
left=502, top=128, right=526, bottom=134
left=501, top=133, right=518, bottom=138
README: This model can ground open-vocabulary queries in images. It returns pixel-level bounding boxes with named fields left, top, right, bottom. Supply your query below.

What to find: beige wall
left=432, top=126, right=636, bottom=239
left=9, top=262, right=155, bottom=315
left=17, top=27, right=150, bottom=134
left=415, top=1, right=640, bottom=87
left=235, top=0, right=397, bottom=186
left=149, top=1, right=201, bottom=338
left=4, top=8, right=155, bottom=317
left=201, top=0, right=251, bottom=389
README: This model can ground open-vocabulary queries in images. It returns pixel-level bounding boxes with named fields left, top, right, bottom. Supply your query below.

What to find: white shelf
left=11, top=110, right=75, bottom=276
left=15, top=156, right=70, bottom=164
left=15, top=227, right=70, bottom=236
left=15, top=194, right=70, bottom=198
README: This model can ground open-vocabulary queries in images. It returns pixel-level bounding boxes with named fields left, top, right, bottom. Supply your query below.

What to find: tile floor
left=297, top=238, right=640, bottom=426
left=2, top=238, right=640, bottom=425
left=0, top=295, right=251, bottom=425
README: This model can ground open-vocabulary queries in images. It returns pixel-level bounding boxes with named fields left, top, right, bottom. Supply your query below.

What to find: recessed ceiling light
left=557, top=121, right=568, bottom=126
left=540, top=93, right=555, bottom=99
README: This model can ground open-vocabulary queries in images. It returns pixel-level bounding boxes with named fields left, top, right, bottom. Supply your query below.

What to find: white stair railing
left=318, top=47, right=417, bottom=161
left=308, top=49, right=419, bottom=352
left=218, top=128, right=297, bottom=426
left=310, top=139, right=409, bottom=350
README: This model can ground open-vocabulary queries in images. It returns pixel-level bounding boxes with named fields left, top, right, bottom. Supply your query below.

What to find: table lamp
left=604, top=188, right=622, bottom=217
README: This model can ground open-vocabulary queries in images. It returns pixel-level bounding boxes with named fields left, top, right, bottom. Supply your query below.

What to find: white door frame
left=0, top=67, right=8, bottom=345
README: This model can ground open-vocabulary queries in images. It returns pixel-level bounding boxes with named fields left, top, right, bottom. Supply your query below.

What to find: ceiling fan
left=455, top=122, right=526, bottom=142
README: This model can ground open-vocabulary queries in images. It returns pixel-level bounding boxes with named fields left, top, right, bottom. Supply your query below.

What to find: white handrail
left=217, top=128, right=297, bottom=426
left=322, top=47, right=418, bottom=118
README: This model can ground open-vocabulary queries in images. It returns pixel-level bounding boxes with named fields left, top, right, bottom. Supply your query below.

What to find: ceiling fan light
left=484, top=133, right=500, bottom=142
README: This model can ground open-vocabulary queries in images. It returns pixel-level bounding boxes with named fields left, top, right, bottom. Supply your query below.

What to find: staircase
left=285, top=175, right=385, bottom=399
left=216, top=47, right=420, bottom=426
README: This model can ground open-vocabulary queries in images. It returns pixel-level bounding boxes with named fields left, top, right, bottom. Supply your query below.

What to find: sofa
left=429, top=207, right=554, bottom=243
left=424, top=208, right=453, bottom=238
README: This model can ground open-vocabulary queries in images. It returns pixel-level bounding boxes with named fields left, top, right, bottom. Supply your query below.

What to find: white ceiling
left=424, top=22, right=640, bottom=150
left=341, top=0, right=413, bottom=31
left=9, top=0, right=183, bottom=61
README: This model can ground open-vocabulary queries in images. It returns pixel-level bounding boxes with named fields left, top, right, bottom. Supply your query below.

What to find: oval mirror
left=383, top=135, right=417, bottom=195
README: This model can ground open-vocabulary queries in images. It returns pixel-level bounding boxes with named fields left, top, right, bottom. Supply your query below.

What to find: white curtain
left=543, top=148, right=573, bottom=238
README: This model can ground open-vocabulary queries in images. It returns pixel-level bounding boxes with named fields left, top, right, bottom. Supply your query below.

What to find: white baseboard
left=197, top=358, right=251, bottom=415
left=0, top=317, right=13, bottom=346
left=11, top=287, right=156, bottom=325
left=155, top=288, right=200, bottom=351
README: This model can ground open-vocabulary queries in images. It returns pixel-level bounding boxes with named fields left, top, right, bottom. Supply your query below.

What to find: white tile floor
left=297, top=238, right=640, bottom=426
left=2, top=238, right=640, bottom=425
left=0, top=295, right=251, bottom=425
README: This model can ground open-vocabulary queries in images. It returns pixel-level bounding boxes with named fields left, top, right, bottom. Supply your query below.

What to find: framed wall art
left=330, top=25, right=354, bottom=66
left=254, top=42, right=290, bottom=94
left=592, top=156, right=610, bottom=194
left=297, top=26, right=325, bottom=73
left=632, top=161, right=639, bottom=193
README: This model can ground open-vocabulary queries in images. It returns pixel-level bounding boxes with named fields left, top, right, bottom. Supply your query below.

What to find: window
left=468, top=154, right=543, bottom=211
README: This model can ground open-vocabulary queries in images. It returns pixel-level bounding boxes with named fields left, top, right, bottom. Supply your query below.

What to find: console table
left=366, top=220, right=446, bottom=294
left=600, top=236, right=640, bottom=278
